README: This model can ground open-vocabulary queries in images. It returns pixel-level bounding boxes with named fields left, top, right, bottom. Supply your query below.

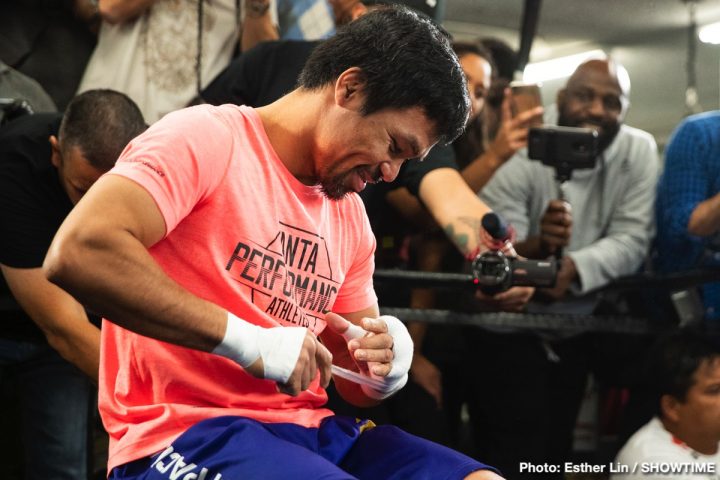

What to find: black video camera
left=471, top=251, right=557, bottom=295
left=528, top=125, right=599, bottom=181
left=471, top=213, right=557, bottom=295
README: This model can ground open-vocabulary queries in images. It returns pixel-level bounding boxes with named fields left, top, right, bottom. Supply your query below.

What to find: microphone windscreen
left=482, top=212, right=509, bottom=240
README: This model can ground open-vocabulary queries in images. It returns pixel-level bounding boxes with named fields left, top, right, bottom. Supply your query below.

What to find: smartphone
left=510, top=81, right=543, bottom=127
left=528, top=126, right=599, bottom=171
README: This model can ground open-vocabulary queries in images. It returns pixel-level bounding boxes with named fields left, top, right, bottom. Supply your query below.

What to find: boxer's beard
left=320, top=165, right=382, bottom=200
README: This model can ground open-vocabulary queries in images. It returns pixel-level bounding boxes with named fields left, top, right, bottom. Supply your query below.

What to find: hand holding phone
left=510, top=81, right=544, bottom=127
left=485, top=83, right=544, bottom=165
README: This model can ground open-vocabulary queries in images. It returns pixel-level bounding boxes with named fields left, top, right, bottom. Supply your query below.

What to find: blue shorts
left=109, top=415, right=494, bottom=480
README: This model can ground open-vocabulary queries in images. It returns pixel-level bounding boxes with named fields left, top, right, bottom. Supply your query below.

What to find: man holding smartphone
left=473, top=58, right=660, bottom=478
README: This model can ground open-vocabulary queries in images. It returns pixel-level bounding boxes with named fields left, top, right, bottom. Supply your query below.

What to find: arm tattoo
left=443, top=216, right=485, bottom=259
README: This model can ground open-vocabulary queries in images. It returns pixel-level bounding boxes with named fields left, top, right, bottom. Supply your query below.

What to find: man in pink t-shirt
left=45, top=6, right=504, bottom=480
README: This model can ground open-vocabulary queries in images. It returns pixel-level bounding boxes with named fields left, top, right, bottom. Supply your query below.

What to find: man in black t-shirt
left=0, top=89, right=145, bottom=479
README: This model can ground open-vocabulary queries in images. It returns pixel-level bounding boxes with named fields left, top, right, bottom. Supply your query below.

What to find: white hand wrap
left=212, top=312, right=307, bottom=384
left=340, top=315, right=413, bottom=400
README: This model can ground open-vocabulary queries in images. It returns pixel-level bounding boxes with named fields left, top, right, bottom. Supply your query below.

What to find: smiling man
left=474, top=57, right=660, bottom=478
left=482, top=57, right=658, bottom=303
left=44, top=6, right=503, bottom=480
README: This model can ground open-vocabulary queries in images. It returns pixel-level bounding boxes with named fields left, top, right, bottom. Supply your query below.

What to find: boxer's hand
left=214, top=313, right=332, bottom=396
left=254, top=329, right=333, bottom=397
left=325, top=313, right=393, bottom=376
left=325, top=313, right=413, bottom=399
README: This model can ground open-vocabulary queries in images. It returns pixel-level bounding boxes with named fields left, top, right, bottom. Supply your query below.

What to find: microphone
left=482, top=212, right=510, bottom=241
left=480, top=212, right=516, bottom=253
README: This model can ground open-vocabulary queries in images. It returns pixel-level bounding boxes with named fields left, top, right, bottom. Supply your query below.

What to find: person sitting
left=200, top=5, right=538, bottom=449
left=44, top=7, right=503, bottom=479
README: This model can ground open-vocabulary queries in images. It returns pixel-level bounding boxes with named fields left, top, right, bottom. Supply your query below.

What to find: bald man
left=482, top=58, right=658, bottom=301
left=467, top=58, right=660, bottom=479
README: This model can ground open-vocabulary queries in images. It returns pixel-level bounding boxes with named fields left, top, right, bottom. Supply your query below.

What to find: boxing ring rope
left=373, top=266, right=720, bottom=335
left=376, top=307, right=656, bottom=335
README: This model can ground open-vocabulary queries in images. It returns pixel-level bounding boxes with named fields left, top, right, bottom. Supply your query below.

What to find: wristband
left=212, top=312, right=306, bottom=384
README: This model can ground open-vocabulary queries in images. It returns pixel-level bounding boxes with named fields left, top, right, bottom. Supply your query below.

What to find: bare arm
left=45, top=174, right=335, bottom=396
left=98, top=0, right=157, bottom=24
left=44, top=175, right=228, bottom=353
left=418, top=168, right=492, bottom=257
left=241, top=0, right=279, bottom=52
left=460, top=147, right=507, bottom=194
left=1, top=266, right=100, bottom=381
left=688, top=191, right=720, bottom=237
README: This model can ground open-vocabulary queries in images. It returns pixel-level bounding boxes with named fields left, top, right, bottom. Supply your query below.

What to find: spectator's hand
left=536, top=256, right=578, bottom=302
left=410, top=353, right=443, bottom=408
left=475, top=286, right=534, bottom=312
left=539, top=199, right=572, bottom=256
left=486, top=88, right=543, bottom=164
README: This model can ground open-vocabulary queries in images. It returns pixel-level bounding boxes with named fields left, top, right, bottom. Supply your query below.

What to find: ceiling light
left=522, top=49, right=606, bottom=83
left=699, top=21, right=720, bottom=44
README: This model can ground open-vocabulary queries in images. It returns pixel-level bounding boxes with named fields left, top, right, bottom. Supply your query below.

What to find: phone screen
left=510, top=82, right=543, bottom=127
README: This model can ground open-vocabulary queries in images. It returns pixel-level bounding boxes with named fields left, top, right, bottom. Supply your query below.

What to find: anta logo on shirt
left=224, top=221, right=340, bottom=330
left=150, top=445, right=221, bottom=479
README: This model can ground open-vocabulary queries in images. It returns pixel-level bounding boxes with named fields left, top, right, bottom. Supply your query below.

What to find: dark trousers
left=0, top=339, right=91, bottom=480
left=435, top=328, right=652, bottom=480
left=458, top=331, right=589, bottom=479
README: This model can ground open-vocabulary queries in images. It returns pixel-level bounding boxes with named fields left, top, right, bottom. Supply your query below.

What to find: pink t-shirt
left=101, top=105, right=377, bottom=471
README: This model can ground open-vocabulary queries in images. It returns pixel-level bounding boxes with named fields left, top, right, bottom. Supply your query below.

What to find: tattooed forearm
left=443, top=215, right=485, bottom=258
left=458, top=216, right=483, bottom=243
left=442, top=224, right=469, bottom=253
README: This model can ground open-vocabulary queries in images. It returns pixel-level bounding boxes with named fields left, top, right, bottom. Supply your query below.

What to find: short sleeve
left=108, top=105, right=235, bottom=235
